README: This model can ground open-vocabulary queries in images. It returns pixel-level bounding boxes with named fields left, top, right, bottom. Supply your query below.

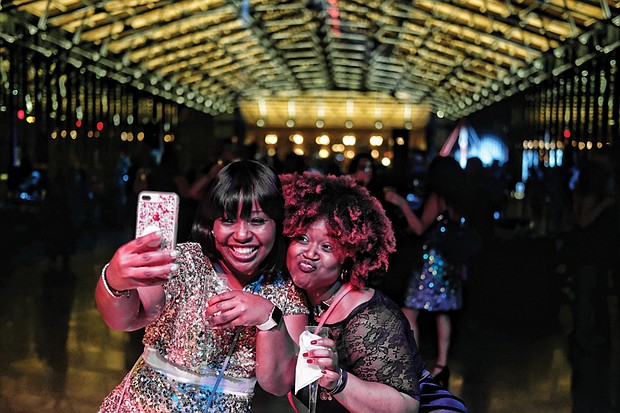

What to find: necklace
left=311, top=281, right=342, bottom=319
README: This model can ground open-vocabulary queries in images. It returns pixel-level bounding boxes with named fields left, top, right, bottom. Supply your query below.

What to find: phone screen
left=136, top=191, right=180, bottom=250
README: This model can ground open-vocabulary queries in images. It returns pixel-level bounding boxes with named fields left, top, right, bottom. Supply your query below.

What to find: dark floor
left=0, top=203, right=618, bottom=413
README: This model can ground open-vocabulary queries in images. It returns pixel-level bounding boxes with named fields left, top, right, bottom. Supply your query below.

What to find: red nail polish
left=307, top=359, right=313, bottom=364
left=302, top=352, right=308, bottom=357
left=310, top=340, right=317, bottom=345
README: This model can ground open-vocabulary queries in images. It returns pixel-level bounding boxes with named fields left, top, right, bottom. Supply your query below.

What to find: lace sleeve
left=335, top=293, right=422, bottom=400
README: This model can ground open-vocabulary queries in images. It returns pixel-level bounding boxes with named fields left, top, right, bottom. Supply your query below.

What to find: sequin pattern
left=98, top=242, right=308, bottom=413
left=404, top=213, right=463, bottom=311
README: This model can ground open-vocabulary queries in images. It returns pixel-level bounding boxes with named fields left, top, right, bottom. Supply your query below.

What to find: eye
left=219, top=217, right=234, bottom=224
left=321, top=243, right=333, bottom=252
left=250, top=217, right=268, bottom=225
left=295, top=234, right=309, bottom=243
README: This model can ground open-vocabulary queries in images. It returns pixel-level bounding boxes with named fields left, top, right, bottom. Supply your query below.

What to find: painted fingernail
left=310, top=340, right=317, bottom=345
left=302, top=352, right=308, bottom=357
left=170, top=264, right=179, bottom=271
left=170, top=250, right=179, bottom=258
left=306, top=359, right=313, bottom=364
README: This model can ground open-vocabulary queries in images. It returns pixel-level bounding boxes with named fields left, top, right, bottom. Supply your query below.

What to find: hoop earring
left=340, top=258, right=353, bottom=283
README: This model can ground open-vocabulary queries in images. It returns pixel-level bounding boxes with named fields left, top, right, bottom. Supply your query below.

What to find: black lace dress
left=298, top=290, right=424, bottom=412
left=296, top=289, right=469, bottom=412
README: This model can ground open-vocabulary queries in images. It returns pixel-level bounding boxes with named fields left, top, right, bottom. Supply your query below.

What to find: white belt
left=142, top=346, right=257, bottom=396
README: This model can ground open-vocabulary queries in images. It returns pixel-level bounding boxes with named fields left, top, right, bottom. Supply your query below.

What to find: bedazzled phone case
left=136, top=191, right=180, bottom=250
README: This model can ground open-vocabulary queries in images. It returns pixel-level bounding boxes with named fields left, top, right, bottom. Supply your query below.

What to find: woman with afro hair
left=282, top=171, right=468, bottom=413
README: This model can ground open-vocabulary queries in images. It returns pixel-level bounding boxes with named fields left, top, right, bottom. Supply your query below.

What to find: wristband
left=320, top=369, right=348, bottom=401
left=256, top=305, right=283, bottom=331
left=101, top=263, right=131, bottom=298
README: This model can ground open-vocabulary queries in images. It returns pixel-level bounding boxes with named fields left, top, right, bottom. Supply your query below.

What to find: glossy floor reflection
left=0, top=220, right=618, bottom=412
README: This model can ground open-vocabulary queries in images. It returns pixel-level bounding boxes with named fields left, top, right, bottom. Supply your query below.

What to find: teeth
left=232, top=246, right=257, bottom=255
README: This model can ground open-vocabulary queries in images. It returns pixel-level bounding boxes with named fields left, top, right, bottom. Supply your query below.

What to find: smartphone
left=136, top=191, right=180, bottom=251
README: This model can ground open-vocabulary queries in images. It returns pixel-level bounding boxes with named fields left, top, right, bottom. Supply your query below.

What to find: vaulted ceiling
left=2, top=0, right=620, bottom=128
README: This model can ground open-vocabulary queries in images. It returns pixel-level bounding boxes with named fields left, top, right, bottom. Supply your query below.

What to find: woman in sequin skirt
left=385, top=156, right=474, bottom=389
left=95, top=160, right=308, bottom=412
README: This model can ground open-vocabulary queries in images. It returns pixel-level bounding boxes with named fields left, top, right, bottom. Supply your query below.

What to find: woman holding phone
left=95, top=160, right=308, bottom=412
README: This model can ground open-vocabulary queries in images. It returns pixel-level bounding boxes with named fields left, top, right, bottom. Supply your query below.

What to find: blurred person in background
left=385, top=156, right=476, bottom=389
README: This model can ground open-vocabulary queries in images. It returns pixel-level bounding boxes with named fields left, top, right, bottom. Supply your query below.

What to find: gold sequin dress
left=99, top=242, right=308, bottom=412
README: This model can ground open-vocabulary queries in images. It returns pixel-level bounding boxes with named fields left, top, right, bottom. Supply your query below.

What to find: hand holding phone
left=136, top=191, right=180, bottom=251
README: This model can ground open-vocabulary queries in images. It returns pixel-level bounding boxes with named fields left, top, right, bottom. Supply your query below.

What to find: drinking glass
left=306, top=326, right=330, bottom=413
left=214, top=273, right=230, bottom=294
left=205, top=272, right=230, bottom=330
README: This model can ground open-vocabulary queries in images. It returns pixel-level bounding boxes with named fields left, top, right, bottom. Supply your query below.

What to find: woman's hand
left=206, top=291, right=275, bottom=329
left=303, top=336, right=342, bottom=390
left=96, top=230, right=176, bottom=331
left=384, top=191, right=408, bottom=209
left=105, top=231, right=179, bottom=292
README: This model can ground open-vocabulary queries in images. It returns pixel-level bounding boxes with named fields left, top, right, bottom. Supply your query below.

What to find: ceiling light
left=292, top=134, right=304, bottom=145
left=332, top=143, right=344, bottom=152
left=342, top=135, right=356, bottom=146
left=316, top=134, right=330, bottom=145
left=265, top=134, right=278, bottom=145
left=369, top=135, right=383, bottom=146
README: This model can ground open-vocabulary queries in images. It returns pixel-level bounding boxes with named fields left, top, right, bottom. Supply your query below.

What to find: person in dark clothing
left=568, top=147, right=618, bottom=355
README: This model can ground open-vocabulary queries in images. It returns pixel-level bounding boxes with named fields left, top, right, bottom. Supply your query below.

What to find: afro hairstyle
left=281, top=171, right=396, bottom=289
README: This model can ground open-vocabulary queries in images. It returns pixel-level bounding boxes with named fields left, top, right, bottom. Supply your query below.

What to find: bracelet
left=101, top=263, right=131, bottom=298
left=319, top=369, right=348, bottom=401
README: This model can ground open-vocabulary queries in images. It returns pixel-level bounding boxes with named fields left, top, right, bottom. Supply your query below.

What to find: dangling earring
left=340, top=268, right=349, bottom=282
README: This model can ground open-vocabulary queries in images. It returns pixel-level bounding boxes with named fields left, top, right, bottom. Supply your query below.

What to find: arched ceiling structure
left=2, top=0, right=620, bottom=128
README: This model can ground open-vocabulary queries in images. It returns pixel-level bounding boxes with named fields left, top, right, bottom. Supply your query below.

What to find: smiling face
left=212, top=200, right=276, bottom=280
left=286, top=219, right=344, bottom=305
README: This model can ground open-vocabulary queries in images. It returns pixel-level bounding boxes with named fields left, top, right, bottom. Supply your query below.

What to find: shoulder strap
left=315, top=283, right=354, bottom=331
